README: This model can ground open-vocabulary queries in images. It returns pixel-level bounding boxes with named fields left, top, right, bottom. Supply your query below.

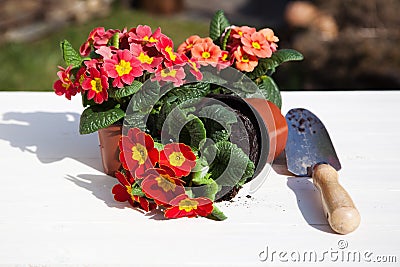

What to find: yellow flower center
left=126, top=185, right=132, bottom=195
left=238, top=31, right=243, bottom=36
left=189, top=60, right=199, bottom=72
left=126, top=186, right=137, bottom=202
left=90, top=77, right=103, bottom=93
left=169, top=152, right=185, bottom=167
left=143, top=36, right=158, bottom=43
left=178, top=198, right=198, bottom=212
left=116, top=59, right=132, bottom=76
left=252, top=41, right=261, bottom=50
left=187, top=43, right=193, bottom=49
left=161, top=68, right=177, bottom=78
left=78, top=74, right=85, bottom=85
left=155, top=175, right=176, bottom=192
left=221, top=53, right=228, bottom=61
left=137, top=52, right=154, bottom=64
left=241, top=55, right=249, bottom=63
left=62, top=83, right=70, bottom=90
left=202, top=51, right=211, bottom=59
left=131, top=143, right=148, bottom=165
left=165, top=46, right=177, bottom=61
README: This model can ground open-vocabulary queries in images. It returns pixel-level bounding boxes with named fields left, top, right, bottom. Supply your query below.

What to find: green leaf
left=247, top=49, right=304, bottom=79
left=221, top=28, right=231, bottom=51
left=203, top=141, right=255, bottom=187
left=164, top=105, right=187, bottom=137
left=199, top=104, right=237, bottom=141
left=131, top=183, right=145, bottom=197
left=108, top=81, right=143, bottom=99
left=191, top=155, right=209, bottom=172
left=163, top=82, right=210, bottom=105
left=201, top=70, right=228, bottom=86
left=181, top=115, right=207, bottom=149
left=79, top=105, right=125, bottom=134
left=210, top=130, right=230, bottom=143
left=165, top=107, right=206, bottom=150
left=154, top=142, right=164, bottom=151
left=231, top=78, right=259, bottom=94
left=129, top=80, right=161, bottom=113
left=207, top=205, right=227, bottom=221
left=258, top=76, right=282, bottom=109
left=88, top=50, right=102, bottom=60
left=155, top=101, right=174, bottom=131
left=185, top=188, right=194, bottom=198
left=274, top=48, right=304, bottom=63
left=123, top=112, right=147, bottom=131
left=109, top=33, right=120, bottom=49
left=81, top=91, right=97, bottom=107
left=209, top=10, right=230, bottom=43
left=192, top=173, right=219, bottom=201
left=60, top=40, right=82, bottom=68
left=199, top=104, right=237, bottom=127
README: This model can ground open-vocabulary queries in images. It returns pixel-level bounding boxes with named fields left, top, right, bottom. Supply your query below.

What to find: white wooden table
left=0, top=91, right=399, bottom=266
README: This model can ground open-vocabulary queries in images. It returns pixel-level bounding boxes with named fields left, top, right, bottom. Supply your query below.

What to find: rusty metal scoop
left=285, top=108, right=360, bottom=234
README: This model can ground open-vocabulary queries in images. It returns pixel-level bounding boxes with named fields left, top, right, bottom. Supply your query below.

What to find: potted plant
left=53, top=10, right=303, bottom=220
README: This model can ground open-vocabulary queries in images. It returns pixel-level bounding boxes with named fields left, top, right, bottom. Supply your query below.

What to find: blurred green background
left=0, top=2, right=209, bottom=91
left=1, top=0, right=399, bottom=91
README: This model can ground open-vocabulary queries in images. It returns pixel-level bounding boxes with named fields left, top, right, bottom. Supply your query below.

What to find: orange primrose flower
left=233, top=47, right=258, bottom=72
left=241, top=32, right=272, bottom=58
left=177, top=35, right=201, bottom=55
left=259, top=28, right=279, bottom=53
left=191, top=41, right=222, bottom=66
left=230, top=25, right=256, bottom=39
left=218, top=50, right=233, bottom=69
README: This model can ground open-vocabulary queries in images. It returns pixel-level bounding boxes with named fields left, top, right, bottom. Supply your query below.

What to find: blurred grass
left=0, top=5, right=209, bottom=91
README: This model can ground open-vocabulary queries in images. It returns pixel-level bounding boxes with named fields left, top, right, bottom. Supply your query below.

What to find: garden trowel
left=285, top=108, right=360, bottom=234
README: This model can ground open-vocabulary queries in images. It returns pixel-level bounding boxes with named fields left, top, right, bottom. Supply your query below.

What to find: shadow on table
left=287, top=177, right=335, bottom=234
left=0, top=111, right=166, bottom=219
left=66, top=174, right=128, bottom=209
left=0, top=111, right=101, bottom=171
left=65, top=173, right=166, bottom=220
left=272, top=153, right=335, bottom=233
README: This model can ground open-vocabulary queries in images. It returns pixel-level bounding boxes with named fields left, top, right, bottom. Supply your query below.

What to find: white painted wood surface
left=0, top=91, right=399, bottom=266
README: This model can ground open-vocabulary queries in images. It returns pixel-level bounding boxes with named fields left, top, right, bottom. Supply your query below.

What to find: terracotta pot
left=244, top=98, right=288, bottom=162
left=98, top=124, right=122, bottom=176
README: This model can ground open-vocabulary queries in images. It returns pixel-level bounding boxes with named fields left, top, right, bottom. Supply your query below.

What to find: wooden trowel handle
left=312, top=164, right=360, bottom=234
